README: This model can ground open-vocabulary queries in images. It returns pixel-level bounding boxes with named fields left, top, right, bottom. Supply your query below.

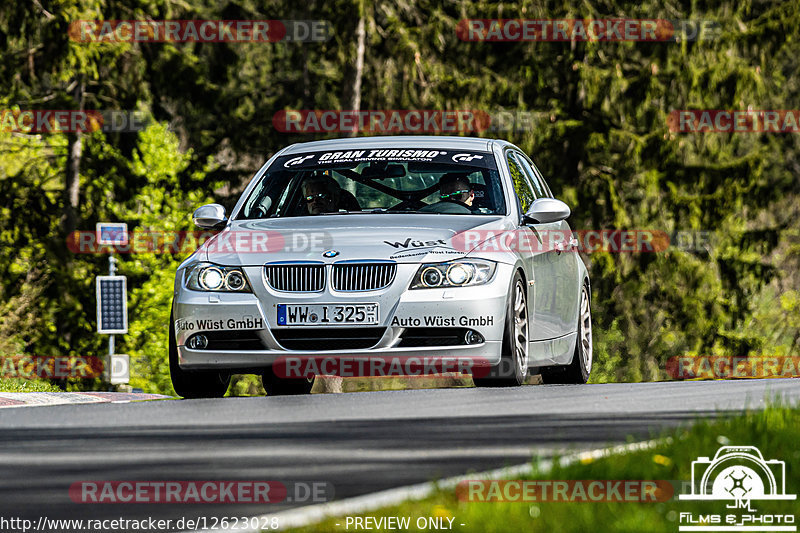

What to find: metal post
left=107, top=255, right=116, bottom=389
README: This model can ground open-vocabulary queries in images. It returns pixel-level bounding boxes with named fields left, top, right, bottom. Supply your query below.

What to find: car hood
left=198, top=214, right=513, bottom=265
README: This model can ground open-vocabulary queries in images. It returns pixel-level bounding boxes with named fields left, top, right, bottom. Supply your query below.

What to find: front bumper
left=173, top=263, right=513, bottom=370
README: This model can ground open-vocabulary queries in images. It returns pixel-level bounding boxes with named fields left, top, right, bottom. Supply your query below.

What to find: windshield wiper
left=317, top=209, right=433, bottom=215
left=368, top=208, right=428, bottom=214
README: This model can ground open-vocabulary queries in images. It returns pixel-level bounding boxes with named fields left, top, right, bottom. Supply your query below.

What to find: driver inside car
left=302, top=173, right=342, bottom=215
left=419, top=173, right=476, bottom=214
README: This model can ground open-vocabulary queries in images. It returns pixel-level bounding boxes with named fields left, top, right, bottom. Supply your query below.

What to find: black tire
left=540, top=283, right=592, bottom=384
left=474, top=271, right=529, bottom=387
left=169, top=304, right=231, bottom=399
left=262, top=366, right=314, bottom=396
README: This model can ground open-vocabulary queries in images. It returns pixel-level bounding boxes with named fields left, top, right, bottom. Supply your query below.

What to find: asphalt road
left=1, top=379, right=799, bottom=531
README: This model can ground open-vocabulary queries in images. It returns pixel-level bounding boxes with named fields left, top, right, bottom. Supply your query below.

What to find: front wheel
left=540, top=283, right=592, bottom=384
left=169, top=305, right=231, bottom=398
left=474, top=271, right=529, bottom=387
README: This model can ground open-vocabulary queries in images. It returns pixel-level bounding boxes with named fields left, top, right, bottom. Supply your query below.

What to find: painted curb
left=0, top=392, right=173, bottom=409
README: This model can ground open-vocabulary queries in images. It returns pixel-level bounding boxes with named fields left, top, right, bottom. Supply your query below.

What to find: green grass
left=0, top=378, right=62, bottom=392
left=285, top=403, right=800, bottom=532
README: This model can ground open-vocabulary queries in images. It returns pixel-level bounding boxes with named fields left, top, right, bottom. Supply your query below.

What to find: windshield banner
left=275, top=149, right=496, bottom=170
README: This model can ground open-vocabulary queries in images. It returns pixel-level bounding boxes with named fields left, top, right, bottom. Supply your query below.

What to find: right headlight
left=410, top=259, right=497, bottom=289
left=184, top=263, right=252, bottom=292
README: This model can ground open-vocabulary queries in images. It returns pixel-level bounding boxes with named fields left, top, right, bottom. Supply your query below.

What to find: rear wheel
left=262, top=366, right=314, bottom=396
left=169, top=305, right=231, bottom=399
left=540, top=283, right=592, bottom=384
left=474, top=271, right=529, bottom=387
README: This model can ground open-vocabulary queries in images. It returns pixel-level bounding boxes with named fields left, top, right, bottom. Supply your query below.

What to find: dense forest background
left=1, top=0, right=798, bottom=394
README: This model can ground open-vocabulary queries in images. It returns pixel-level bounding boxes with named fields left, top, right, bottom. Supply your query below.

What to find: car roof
left=279, top=135, right=513, bottom=155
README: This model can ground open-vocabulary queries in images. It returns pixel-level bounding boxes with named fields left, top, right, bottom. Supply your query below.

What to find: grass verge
left=285, top=403, right=800, bottom=532
left=0, top=378, right=62, bottom=392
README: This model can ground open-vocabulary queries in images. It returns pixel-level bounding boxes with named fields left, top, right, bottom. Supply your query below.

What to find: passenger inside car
left=301, top=173, right=361, bottom=214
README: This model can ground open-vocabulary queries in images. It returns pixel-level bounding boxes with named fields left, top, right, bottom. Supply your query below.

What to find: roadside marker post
left=109, top=354, right=130, bottom=385
left=96, top=223, right=129, bottom=386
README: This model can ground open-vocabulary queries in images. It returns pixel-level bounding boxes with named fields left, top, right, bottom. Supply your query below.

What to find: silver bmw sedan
left=170, top=136, right=592, bottom=397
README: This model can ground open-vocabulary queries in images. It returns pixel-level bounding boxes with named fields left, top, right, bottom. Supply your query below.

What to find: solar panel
left=96, top=276, right=128, bottom=334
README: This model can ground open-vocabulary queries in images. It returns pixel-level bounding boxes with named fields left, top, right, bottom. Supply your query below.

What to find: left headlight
left=185, top=263, right=252, bottom=292
left=410, top=259, right=497, bottom=289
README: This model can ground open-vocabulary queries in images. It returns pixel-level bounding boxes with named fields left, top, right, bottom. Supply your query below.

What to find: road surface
left=1, top=379, right=798, bottom=531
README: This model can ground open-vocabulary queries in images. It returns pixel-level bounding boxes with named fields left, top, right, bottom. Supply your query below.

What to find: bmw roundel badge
left=323, top=250, right=339, bottom=258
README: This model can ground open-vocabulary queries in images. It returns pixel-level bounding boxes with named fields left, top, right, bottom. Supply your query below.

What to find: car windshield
left=237, top=148, right=506, bottom=219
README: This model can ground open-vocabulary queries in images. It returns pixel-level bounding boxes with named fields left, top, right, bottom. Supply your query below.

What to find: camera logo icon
left=680, top=446, right=796, bottom=503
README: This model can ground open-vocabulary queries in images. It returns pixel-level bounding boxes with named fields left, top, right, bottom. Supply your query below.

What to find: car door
left=505, top=150, right=561, bottom=342
left=517, top=153, right=580, bottom=339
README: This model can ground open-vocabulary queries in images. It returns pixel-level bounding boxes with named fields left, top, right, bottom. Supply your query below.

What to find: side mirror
left=193, top=203, right=227, bottom=229
left=523, top=198, right=571, bottom=224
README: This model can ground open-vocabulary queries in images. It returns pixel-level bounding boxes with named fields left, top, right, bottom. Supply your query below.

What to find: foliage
left=0, top=378, right=62, bottom=393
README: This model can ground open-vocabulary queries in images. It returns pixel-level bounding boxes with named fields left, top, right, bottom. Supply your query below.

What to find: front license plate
left=277, top=304, right=379, bottom=326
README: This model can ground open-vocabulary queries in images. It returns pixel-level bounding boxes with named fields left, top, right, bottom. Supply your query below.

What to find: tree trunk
left=61, top=77, right=84, bottom=236
left=346, top=6, right=366, bottom=138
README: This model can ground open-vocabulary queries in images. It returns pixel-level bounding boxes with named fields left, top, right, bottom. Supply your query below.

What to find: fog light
left=464, top=330, right=484, bottom=345
left=187, top=334, right=208, bottom=350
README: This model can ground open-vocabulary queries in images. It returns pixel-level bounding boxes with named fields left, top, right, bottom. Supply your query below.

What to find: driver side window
left=507, top=152, right=536, bottom=211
